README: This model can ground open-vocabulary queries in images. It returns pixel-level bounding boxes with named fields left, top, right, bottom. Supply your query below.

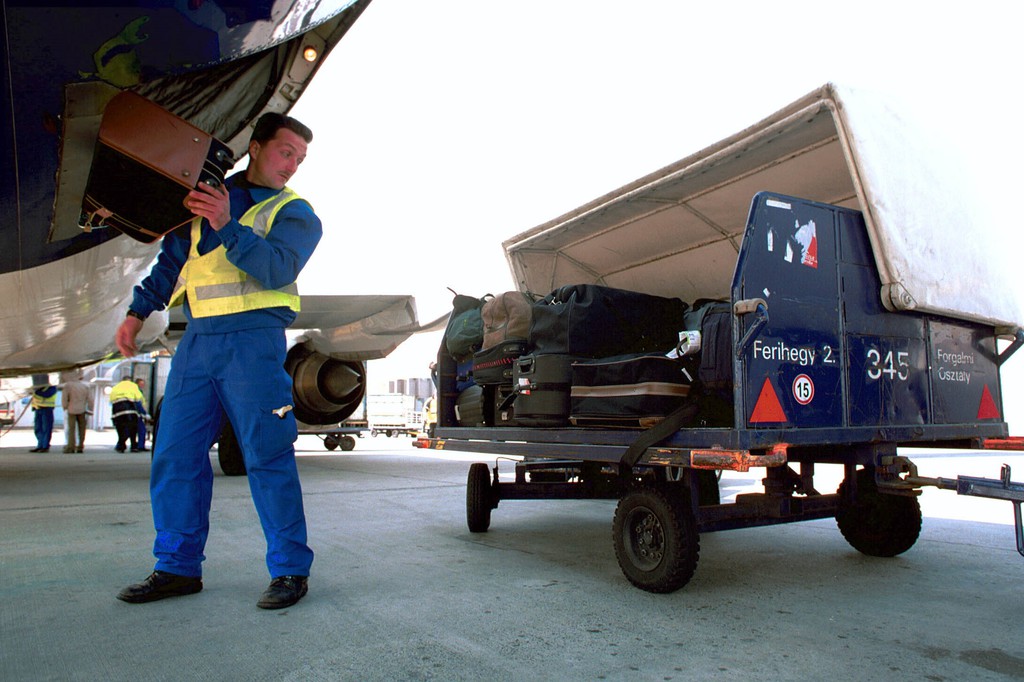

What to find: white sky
left=287, top=0, right=1024, bottom=418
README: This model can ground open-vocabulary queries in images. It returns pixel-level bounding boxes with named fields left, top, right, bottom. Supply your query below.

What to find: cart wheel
left=340, top=435, right=356, bottom=451
left=467, top=462, right=495, bottom=533
left=613, top=485, right=699, bottom=593
left=836, top=467, right=921, bottom=557
left=324, top=434, right=340, bottom=451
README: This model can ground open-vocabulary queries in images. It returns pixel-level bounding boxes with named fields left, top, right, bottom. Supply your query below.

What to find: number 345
left=866, top=348, right=909, bottom=381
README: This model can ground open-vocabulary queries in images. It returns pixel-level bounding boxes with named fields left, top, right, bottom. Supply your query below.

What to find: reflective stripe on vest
left=110, top=399, right=139, bottom=419
left=169, top=187, right=303, bottom=317
left=31, top=392, right=56, bottom=409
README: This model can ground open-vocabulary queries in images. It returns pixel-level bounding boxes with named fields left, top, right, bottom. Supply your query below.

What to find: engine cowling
left=284, top=344, right=366, bottom=425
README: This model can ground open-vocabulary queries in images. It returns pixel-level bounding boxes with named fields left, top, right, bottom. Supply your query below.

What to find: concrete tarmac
left=2, top=426, right=1023, bottom=681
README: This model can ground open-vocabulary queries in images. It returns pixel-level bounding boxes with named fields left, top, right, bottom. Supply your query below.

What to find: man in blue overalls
left=29, top=380, right=57, bottom=452
left=114, top=113, right=321, bottom=609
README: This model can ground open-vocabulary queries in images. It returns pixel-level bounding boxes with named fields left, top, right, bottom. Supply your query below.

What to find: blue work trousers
left=150, top=327, right=313, bottom=578
left=136, top=413, right=147, bottom=450
left=34, top=408, right=54, bottom=449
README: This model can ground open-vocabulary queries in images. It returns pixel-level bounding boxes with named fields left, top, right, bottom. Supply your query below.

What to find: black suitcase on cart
left=472, top=339, right=528, bottom=385
left=483, top=384, right=517, bottom=426
left=455, top=385, right=485, bottom=426
left=570, top=354, right=696, bottom=428
left=529, top=284, right=687, bottom=357
left=512, top=354, right=577, bottom=427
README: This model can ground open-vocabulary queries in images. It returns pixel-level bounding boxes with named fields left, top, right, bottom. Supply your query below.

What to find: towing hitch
left=879, top=458, right=1024, bottom=557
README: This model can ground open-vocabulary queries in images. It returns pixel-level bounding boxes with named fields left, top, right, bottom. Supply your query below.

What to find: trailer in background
left=368, top=393, right=423, bottom=437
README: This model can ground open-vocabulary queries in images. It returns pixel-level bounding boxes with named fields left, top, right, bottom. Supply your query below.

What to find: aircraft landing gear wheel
left=613, top=485, right=699, bottom=593
left=339, top=435, right=356, bottom=451
left=324, top=434, right=340, bottom=451
left=467, top=462, right=496, bottom=533
left=836, top=467, right=922, bottom=557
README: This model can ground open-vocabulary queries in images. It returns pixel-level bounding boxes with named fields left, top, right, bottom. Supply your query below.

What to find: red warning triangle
left=750, top=377, right=787, bottom=423
left=977, top=384, right=1000, bottom=420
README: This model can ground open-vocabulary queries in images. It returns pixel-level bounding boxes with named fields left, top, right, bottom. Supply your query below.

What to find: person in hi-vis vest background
left=114, top=113, right=321, bottom=611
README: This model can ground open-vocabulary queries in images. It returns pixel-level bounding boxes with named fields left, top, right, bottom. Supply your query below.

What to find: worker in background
left=29, top=379, right=57, bottom=452
left=61, top=370, right=94, bottom=453
left=134, top=378, right=150, bottom=452
left=113, top=112, right=320, bottom=611
left=109, top=376, right=142, bottom=453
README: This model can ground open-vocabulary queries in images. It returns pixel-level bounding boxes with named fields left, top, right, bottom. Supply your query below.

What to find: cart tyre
left=467, top=462, right=494, bottom=533
left=324, top=434, right=340, bottom=451
left=613, top=485, right=699, bottom=593
left=836, top=467, right=921, bottom=557
left=340, top=435, right=356, bottom=451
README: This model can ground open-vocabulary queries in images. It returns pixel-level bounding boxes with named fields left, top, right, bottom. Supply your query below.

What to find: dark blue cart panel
left=735, top=193, right=1003, bottom=433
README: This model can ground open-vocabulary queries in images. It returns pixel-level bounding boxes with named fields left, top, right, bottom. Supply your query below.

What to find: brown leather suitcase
left=81, top=91, right=235, bottom=243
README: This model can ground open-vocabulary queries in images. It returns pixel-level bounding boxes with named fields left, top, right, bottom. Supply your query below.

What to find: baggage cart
left=416, top=84, right=1024, bottom=592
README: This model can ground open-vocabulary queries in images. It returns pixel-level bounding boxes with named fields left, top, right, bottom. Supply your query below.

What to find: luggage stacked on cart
left=473, top=291, right=535, bottom=426
left=440, top=284, right=733, bottom=430
left=442, top=292, right=489, bottom=426
left=520, top=284, right=691, bottom=427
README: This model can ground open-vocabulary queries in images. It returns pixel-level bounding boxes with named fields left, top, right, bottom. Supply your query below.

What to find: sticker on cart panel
left=793, top=374, right=814, bottom=405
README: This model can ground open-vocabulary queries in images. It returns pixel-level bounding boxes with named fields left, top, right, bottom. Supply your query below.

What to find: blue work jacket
left=129, top=173, right=322, bottom=334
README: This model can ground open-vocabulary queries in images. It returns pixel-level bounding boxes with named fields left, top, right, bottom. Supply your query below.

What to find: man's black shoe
left=117, top=571, right=202, bottom=603
left=257, top=575, right=308, bottom=610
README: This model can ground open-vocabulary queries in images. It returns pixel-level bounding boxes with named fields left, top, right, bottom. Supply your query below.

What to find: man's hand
left=115, top=315, right=144, bottom=357
left=185, top=181, right=231, bottom=230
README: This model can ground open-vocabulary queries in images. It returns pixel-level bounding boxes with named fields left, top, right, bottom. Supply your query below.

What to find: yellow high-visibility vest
left=169, top=187, right=302, bottom=318
left=31, top=391, right=56, bottom=409
left=109, top=380, right=142, bottom=404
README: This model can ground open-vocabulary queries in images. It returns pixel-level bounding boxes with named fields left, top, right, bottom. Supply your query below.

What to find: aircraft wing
left=288, top=295, right=448, bottom=361
left=165, top=294, right=447, bottom=362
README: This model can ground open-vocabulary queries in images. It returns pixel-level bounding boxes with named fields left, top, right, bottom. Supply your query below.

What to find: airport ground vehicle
left=368, top=393, right=422, bottom=437
left=415, top=84, right=1024, bottom=592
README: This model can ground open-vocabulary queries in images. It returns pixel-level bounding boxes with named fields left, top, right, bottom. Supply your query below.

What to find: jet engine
left=285, top=343, right=366, bottom=425
left=215, top=343, right=366, bottom=476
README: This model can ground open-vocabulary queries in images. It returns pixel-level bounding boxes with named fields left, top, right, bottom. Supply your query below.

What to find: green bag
left=444, top=291, right=491, bottom=360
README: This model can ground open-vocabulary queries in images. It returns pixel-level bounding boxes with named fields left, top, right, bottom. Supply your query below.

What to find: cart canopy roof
left=503, top=83, right=1022, bottom=330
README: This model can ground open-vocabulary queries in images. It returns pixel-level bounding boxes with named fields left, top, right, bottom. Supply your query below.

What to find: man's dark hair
left=251, top=112, right=313, bottom=145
